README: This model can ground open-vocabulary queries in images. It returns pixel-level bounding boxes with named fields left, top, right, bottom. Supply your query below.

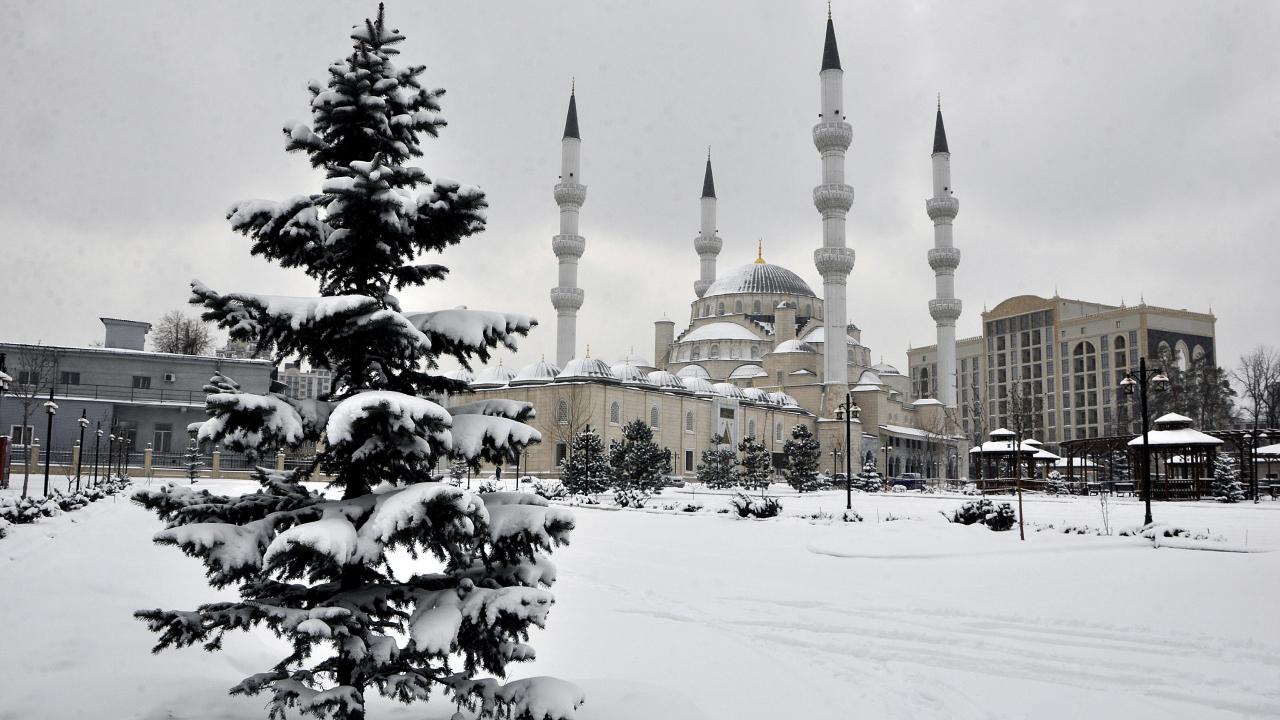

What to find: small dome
left=511, top=358, right=561, bottom=386
left=704, top=263, right=818, bottom=298
left=767, top=391, right=800, bottom=407
left=682, top=376, right=718, bottom=396
left=855, top=369, right=882, bottom=386
left=647, top=370, right=690, bottom=393
left=676, top=364, right=711, bottom=379
left=742, top=387, right=770, bottom=403
left=800, top=326, right=861, bottom=347
left=442, top=368, right=474, bottom=384
left=555, top=357, right=618, bottom=383
left=712, top=382, right=746, bottom=399
left=773, top=339, right=816, bottom=354
left=680, top=322, right=761, bottom=343
left=872, top=362, right=902, bottom=375
left=611, top=361, right=654, bottom=386
left=471, top=362, right=515, bottom=389
left=729, top=363, right=767, bottom=380
left=622, top=353, right=656, bottom=371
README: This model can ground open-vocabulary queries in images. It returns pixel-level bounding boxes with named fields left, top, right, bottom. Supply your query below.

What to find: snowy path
left=1, top=484, right=1278, bottom=719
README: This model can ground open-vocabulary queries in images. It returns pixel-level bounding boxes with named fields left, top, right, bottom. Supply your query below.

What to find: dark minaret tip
left=563, top=82, right=580, bottom=140
left=821, top=13, right=842, bottom=71
left=932, top=103, right=949, bottom=154
left=701, top=148, right=716, bottom=199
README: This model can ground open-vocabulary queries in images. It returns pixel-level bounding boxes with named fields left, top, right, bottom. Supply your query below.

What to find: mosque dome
left=471, top=362, right=516, bottom=389
left=442, top=368, right=475, bottom=384
left=647, top=370, right=690, bottom=393
left=555, top=356, right=618, bottom=383
left=703, top=263, right=817, bottom=299
left=728, top=364, right=767, bottom=380
left=611, top=361, right=654, bottom=386
left=682, top=376, right=718, bottom=396
left=855, top=369, right=883, bottom=386
left=872, top=362, right=902, bottom=375
left=767, top=391, right=800, bottom=407
left=621, top=353, right=656, bottom=372
left=742, top=387, right=770, bottom=403
left=676, top=364, right=711, bottom=379
left=511, top=357, right=561, bottom=386
left=712, top=382, right=747, bottom=399
left=772, top=339, right=817, bottom=354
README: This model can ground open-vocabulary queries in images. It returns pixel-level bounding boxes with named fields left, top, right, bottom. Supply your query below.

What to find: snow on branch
left=326, top=390, right=451, bottom=464
left=448, top=398, right=537, bottom=422
left=404, top=308, right=535, bottom=366
left=200, top=384, right=311, bottom=454
left=449, top=414, right=541, bottom=468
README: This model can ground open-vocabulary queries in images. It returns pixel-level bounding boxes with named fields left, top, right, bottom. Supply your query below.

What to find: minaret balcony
left=926, top=196, right=959, bottom=221
left=693, top=233, right=722, bottom=256
left=553, top=182, right=587, bottom=207
left=550, top=287, right=585, bottom=311
left=928, top=298, right=963, bottom=323
left=813, top=183, right=854, bottom=215
left=927, top=247, right=961, bottom=273
left=813, top=246, right=855, bottom=277
left=552, top=233, right=586, bottom=259
left=812, top=121, right=852, bottom=153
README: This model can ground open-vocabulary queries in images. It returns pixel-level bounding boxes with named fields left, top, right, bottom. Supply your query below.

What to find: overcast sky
left=2, top=0, right=1276, bottom=374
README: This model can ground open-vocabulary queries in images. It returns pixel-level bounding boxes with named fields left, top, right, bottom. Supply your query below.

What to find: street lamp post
left=1120, top=357, right=1171, bottom=525
left=42, top=387, right=57, bottom=497
left=75, top=410, right=88, bottom=492
left=93, top=423, right=102, bottom=487
left=107, top=432, right=117, bottom=481
left=833, top=395, right=859, bottom=510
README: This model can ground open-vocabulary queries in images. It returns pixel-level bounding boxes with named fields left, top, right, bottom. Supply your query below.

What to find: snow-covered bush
left=782, top=426, right=821, bottom=492
left=1045, top=470, right=1068, bottom=495
left=696, top=434, right=737, bottom=489
left=613, top=488, right=651, bottom=509
left=681, top=503, right=703, bottom=513
left=130, top=10, right=580, bottom=719
left=1121, top=524, right=1223, bottom=542
left=567, top=494, right=599, bottom=506
left=52, top=489, right=90, bottom=512
left=891, top=484, right=907, bottom=493
left=559, top=430, right=608, bottom=496
left=0, top=494, right=61, bottom=524
left=856, top=461, right=883, bottom=492
left=607, top=420, right=671, bottom=493
left=729, top=493, right=782, bottom=519
left=477, top=479, right=500, bottom=493
left=531, top=478, right=567, bottom=500
left=0, top=517, right=11, bottom=538
left=841, top=509, right=863, bottom=523
left=1211, top=453, right=1245, bottom=503
left=951, top=498, right=1017, bottom=531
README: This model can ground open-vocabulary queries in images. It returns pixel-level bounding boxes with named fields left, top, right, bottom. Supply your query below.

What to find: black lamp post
left=1120, top=357, right=1171, bottom=525
left=42, top=387, right=57, bottom=497
left=93, top=423, right=102, bottom=487
left=833, top=394, right=860, bottom=511
left=107, top=431, right=117, bottom=480
left=75, top=410, right=88, bottom=492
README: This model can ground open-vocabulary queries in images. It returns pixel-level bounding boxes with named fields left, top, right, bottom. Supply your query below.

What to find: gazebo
left=969, top=428, right=1039, bottom=489
left=1127, top=413, right=1224, bottom=500
left=1024, top=438, right=1061, bottom=476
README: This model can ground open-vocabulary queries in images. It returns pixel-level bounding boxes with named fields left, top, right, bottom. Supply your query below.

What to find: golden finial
left=755, top=239, right=766, bottom=264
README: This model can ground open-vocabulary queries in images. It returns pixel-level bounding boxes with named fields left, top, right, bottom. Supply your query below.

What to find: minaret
left=926, top=99, right=961, bottom=408
left=693, top=149, right=722, bottom=298
left=550, top=84, right=587, bottom=366
left=811, top=9, right=855, bottom=392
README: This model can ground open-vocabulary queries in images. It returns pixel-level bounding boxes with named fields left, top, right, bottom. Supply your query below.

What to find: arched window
left=1157, top=340, right=1172, bottom=364
left=703, top=303, right=710, bottom=317
left=729, top=345, right=740, bottom=359
left=556, top=399, right=569, bottom=423
left=717, top=302, right=725, bottom=315
left=804, top=303, right=812, bottom=317
left=751, top=345, right=760, bottom=359
left=752, top=300, right=761, bottom=314
left=1114, top=335, right=1126, bottom=369
left=775, top=422, right=783, bottom=441
left=709, top=344, right=720, bottom=359
left=734, top=300, right=743, bottom=314
left=1192, top=344, right=1206, bottom=362
left=650, top=406, right=660, bottom=427
left=748, top=419, right=756, bottom=438
left=685, top=411, right=695, bottom=432
left=691, top=346, right=702, bottom=360
left=1174, top=340, right=1190, bottom=372
left=609, top=401, right=620, bottom=425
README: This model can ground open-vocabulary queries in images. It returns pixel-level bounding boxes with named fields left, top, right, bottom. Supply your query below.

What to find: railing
left=46, top=382, right=206, bottom=405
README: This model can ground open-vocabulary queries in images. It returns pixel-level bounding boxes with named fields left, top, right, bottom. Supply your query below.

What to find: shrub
left=951, top=498, right=1017, bottom=531
left=613, top=488, right=652, bottom=508
left=531, top=478, right=567, bottom=500
left=477, top=479, right=499, bottom=493
left=729, top=492, right=782, bottom=518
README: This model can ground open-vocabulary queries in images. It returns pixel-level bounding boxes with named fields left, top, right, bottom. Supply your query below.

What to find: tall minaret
left=693, top=150, right=722, bottom=298
left=550, top=84, right=587, bottom=366
left=926, top=100, right=961, bottom=407
left=811, top=9, right=855, bottom=393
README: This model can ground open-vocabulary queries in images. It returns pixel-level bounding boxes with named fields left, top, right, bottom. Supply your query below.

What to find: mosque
left=448, top=12, right=966, bottom=480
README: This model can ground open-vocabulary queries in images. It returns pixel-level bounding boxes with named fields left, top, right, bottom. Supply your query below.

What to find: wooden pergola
left=1126, top=414, right=1223, bottom=500
left=968, top=428, right=1039, bottom=489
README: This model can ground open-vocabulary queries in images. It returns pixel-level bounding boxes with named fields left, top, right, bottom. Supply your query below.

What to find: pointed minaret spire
left=551, top=81, right=587, bottom=365
left=926, top=99, right=961, bottom=408
left=821, top=10, right=842, bottom=71
left=563, top=80, right=580, bottom=139
left=701, top=147, right=716, bottom=199
left=933, top=97, right=949, bottom=154
left=693, top=149, right=723, bottom=297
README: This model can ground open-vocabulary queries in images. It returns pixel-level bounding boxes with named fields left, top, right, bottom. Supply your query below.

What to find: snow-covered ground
left=3, top=479, right=1279, bottom=719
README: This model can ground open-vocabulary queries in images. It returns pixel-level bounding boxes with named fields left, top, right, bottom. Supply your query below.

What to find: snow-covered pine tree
left=1045, top=470, right=1068, bottom=495
left=696, top=433, right=737, bottom=489
left=606, top=419, right=671, bottom=493
left=1107, top=449, right=1132, bottom=485
left=783, top=425, right=821, bottom=492
left=447, top=458, right=468, bottom=486
left=733, top=435, right=772, bottom=496
left=856, top=460, right=882, bottom=492
left=183, top=436, right=203, bottom=484
left=559, top=429, right=609, bottom=496
left=132, top=9, right=581, bottom=720
left=1211, top=451, right=1245, bottom=503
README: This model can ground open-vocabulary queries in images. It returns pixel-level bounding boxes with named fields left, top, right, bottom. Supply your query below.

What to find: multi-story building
left=279, top=362, right=333, bottom=401
left=908, top=294, right=1216, bottom=449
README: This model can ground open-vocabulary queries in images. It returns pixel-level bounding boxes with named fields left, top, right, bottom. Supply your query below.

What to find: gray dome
left=742, top=387, right=770, bottom=403
left=471, top=363, right=515, bottom=389
left=442, top=368, right=475, bottom=384
left=682, top=376, right=718, bottom=396
left=555, top=356, right=619, bottom=383
left=511, top=358, right=561, bottom=386
left=712, top=382, right=747, bottom=399
left=676, top=364, right=711, bottom=379
left=647, top=370, right=690, bottom=393
left=611, top=361, right=654, bottom=386
left=703, top=263, right=817, bottom=299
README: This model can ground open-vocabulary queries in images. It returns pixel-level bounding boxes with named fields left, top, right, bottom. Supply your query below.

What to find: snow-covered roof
left=610, top=361, right=654, bottom=387
left=682, top=376, right=718, bottom=396
left=871, top=362, right=902, bottom=375
left=882, top=424, right=939, bottom=439
left=799, top=326, right=860, bottom=346
left=789, top=369, right=816, bottom=376
left=712, top=382, right=746, bottom=399
left=969, top=439, right=1040, bottom=455
left=1053, top=457, right=1098, bottom=468
left=767, top=391, right=800, bottom=407
left=1259, top=443, right=1280, bottom=457
left=989, top=428, right=1016, bottom=438
left=912, top=398, right=944, bottom=407
left=555, top=357, right=618, bottom=383
left=647, top=370, right=690, bottom=393
left=855, top=369, right=882, bottom=386
left=772, top=339, right=816, bottom=354
left=676, top=364, right=711, bottom=379
left=1155, top=412, right=1193, bottom=425
left=850, top=384, right=882, bottom=393
left=1023, top=438, right=1044, bottom=446
left=703, top=263, right=817, bottom=299
left=471, top=362, right=516, bottom=389
left=442, top=368, right=475, bottom=384
left=1033, top=448, right=1061, bottom=461
left=728, top=363, right=767, bottom=380
left=680, top=322, right=761, bottom=343
left=742, top=387, right=770, bottom=403
left=510, top=358, right=561, bottom=386
left=1127, top=428, right=1223, bottom=447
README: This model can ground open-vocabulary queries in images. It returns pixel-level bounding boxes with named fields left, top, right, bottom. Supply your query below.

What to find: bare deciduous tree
left=11, top=344, right=62, bottom=497
left=1234, top=346, right=1280, bottom=431
left=152, top=310, right=214, bottom=355
left=547, top=388, right=592, bottom=464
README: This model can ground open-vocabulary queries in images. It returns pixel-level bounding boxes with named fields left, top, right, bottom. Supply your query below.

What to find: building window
left=703, top=303, right=710, bottom=317
left=709, top=344, right=720, bottom=359
left=556, top=399, right=569, bottom=423
left=152, top=424, right=173, bottom=453
left=554, top=443, right=568, bottom=467
left=59, top=371, right=81, bottom=385
left=691, top=347, right=702, bottom=361
left=751, top=346, right=760, bottom=359
left=609, top=401, right=621, bottom=425
left=684, top=449, right=695, bottom=472
left=9, top=425, right=34, bottom=445
left=752, top=300, right=761, bottom=314
left=775, top=422, right=782, bottom=441
left=685, top=411, right=695, bottom=432
left=17, top=371, right=38, bottom=386
left=132, top=375, right=152, bottom=390
left=734, top=300, right=743, bottom=314
left=716, top=302, right=725, bottom=315
left=748, top=419, right=756, bottom=438
left=650, top=406, right=660, bottom=427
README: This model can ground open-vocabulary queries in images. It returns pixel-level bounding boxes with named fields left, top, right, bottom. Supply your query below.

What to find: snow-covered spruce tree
left=857, top=460, right=882, bottom=492
left=696, top=434, right=737, bottom=489
left=184, top=435, right=203, bottom=484
left=559, top=429, right=608, bottom=497
left=1211, top=452, right=1245, bottom=503
left=733, top=435, right=772, bottom=496
left=1045, top=470, right=1068, bottom=495
left=783, top=425, right=821, bottom=493
left=132, top=9, right=581, bottom=720
left=606, top=419, right=671, bottom=493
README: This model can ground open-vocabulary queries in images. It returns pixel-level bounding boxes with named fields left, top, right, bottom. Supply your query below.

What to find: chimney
left=101, top=318, right=152, bottom=351
left=774, top=302, right=797, bottom=345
